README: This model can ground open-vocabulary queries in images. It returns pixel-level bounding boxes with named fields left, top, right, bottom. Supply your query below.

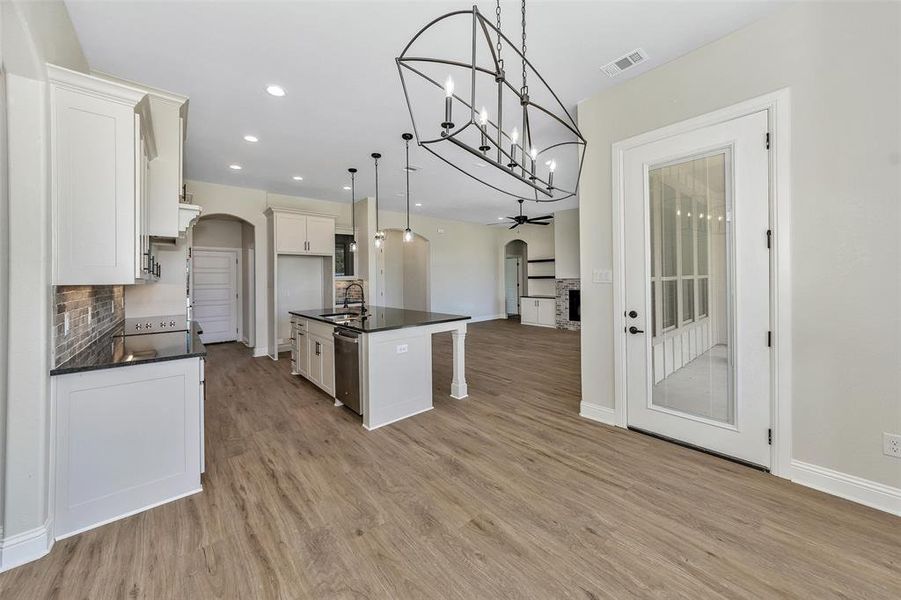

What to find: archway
left=376, top=229, right=431, bottom=310
left=504, top=239, right=528, bottom=316
left=191, top=213, right=256, bottom=347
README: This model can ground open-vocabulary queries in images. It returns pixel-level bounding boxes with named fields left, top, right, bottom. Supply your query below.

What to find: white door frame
left=610, top=89, right=792, bottom=478
left=191, top=246, right=242, bottom=343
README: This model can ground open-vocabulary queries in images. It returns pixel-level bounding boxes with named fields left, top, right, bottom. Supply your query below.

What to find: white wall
left=241, top=222, right=254, bottom=346
left=0, top=0, right=87, bottom=568
left=554, top=208, right=579, bottom=279
left=577, top=2, right=900, bottom=489
left=375, top=210, right=504, bottom=320
left=496, top=222, right=555, bottom=299
left=192, top=217, right=243, bottom=248
left=123, top=239, right=189, bottom=318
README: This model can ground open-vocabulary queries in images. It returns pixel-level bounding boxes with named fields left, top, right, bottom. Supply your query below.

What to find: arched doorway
left=376, top=229, right=430, bottom=310
left=504, top=239, right=528, bottom=317
left=191, top=213, right=256, bottom=346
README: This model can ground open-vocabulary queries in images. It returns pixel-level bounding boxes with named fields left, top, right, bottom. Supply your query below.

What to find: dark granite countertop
left=289, top=307, right=469, bottom=333
left=50, top=322, right=206, bottom=376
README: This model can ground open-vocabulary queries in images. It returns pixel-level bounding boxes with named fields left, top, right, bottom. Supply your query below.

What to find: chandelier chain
left=520, top=0, right=528, bottom=95
left=495, top=0, right=503, bottom=65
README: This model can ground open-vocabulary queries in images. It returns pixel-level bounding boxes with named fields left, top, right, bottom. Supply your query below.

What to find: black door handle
left=627, top=310, right=638, bottom=319
left=628, top=326, right=644, bottom=334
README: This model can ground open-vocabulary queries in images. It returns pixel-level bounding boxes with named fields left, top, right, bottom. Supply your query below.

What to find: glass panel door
left=648, top=152, right=733, bottom=424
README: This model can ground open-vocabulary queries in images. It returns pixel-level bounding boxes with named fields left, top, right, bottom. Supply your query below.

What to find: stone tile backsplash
left=53, top=285, right=124, bottom=367
left=335, top=279, right=364, bottom=306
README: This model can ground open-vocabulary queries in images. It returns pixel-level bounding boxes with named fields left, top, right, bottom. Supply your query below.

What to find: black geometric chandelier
left=397, top=0, right=586, bottom=203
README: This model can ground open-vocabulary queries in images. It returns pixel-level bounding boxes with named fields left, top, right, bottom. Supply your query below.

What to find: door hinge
left=765, top=132, right=771, bottom=149
left=766, top=229, right=772, bottom=249
left=768, top=428, right=773, bottom=445
left=767, top=331, right=773, bottom=347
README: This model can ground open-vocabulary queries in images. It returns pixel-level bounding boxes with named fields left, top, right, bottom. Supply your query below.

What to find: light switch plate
left=592, top=269, right=613, bottom=284
left=884, top=433, right=901, bottom=458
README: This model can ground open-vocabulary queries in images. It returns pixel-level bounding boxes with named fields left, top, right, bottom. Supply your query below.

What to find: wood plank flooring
left=1, top=319, right=899, bottom=598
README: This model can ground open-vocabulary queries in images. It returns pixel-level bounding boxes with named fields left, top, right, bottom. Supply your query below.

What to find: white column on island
left=450, top=324, right=468, bottom=399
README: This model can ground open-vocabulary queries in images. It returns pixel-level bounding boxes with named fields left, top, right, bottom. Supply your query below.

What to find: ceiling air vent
left=602, top=48, right=648, bottom=77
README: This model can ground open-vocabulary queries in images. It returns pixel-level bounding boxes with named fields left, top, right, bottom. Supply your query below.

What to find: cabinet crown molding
left=264, top=206, right=338, bottom=220
left=47, top=63, right=147, bottom=106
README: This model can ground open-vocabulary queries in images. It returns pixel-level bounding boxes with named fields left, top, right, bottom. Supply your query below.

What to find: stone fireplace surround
left=555, top=278, right=581, bottom=330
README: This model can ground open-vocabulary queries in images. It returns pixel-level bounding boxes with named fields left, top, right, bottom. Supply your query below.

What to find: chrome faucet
left=343, top=282, right=367, bottom=315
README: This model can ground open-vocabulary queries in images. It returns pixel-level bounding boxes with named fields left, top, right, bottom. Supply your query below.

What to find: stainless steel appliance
left=333, top=328, right=361, bottom=415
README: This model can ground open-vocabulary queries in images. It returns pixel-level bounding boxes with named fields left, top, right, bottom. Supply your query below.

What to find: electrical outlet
left=884, top=433, right=901, bottom=458
left=396, top=344, right=408, bottom=354
left=63, top=312, right=70, bottom=336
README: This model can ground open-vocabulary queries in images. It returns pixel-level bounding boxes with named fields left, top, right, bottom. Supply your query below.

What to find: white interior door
left=505, top=257, right=521, bottom=315
left=623, top=110, right=771, bottom=468
left=192, top=249, right=238, bottom=344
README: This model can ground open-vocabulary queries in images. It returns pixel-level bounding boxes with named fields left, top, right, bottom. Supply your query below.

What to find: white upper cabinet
left=49, top=64, right=153, bottom=285
left=271, top=210, right=335, bottom=255
left=306, top=216, right=336, bottom=255
left=145, top=93, right=188, bottom=237
left=92, top=73, right=189, bottom=239
left=275, top=212, right=309, bottom=254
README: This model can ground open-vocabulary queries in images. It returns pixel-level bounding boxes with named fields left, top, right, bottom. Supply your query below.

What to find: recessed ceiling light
left=292, top=176, right=303, bottom=181
left=266, top=84, right=286, bottom=97
left=243, top=135, right=259, bottom=143
left=343, top=186, right=351, bottom=190
left=497, top=217, right=504, bottom=220
left=415, top=203, right=422, bottom=207
left=229, top=164, right=242, bottom=170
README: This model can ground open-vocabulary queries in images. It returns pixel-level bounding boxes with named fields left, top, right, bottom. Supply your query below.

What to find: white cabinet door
left=306, top=216, right=335, bottom=255
left=309, top=334, right=325, bottom=388
left=538, top=299, right=556, bottom=327
left=275, top=213, right=307, bottom=254
left=51, top=84, right=138, bottom=285
left=319, top=337, right=335, bottom=397
left=520, top=298, right=539, bottom=325
left=146, top=96, right=187, bottom=238
left=296, top=327, right=310, bottom=377
left=53, top=358, right=201, bottom=538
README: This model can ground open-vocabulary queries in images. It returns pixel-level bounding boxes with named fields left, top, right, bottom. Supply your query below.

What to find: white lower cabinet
left=53, top=358, right=203, bottom=538
left=291, top=318, right=335, bottom=397
left=520, top=297, right=556, bottom=328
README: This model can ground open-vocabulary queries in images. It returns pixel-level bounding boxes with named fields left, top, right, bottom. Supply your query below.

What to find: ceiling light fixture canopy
left=396, top=0, right=586, bottom=203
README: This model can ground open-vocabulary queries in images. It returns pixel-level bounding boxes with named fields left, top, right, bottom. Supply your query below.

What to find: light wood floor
left=2, top=320, right=899, bottom=598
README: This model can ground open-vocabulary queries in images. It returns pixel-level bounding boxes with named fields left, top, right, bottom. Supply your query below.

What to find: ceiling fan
left=492, top=199, right=554, bottom=229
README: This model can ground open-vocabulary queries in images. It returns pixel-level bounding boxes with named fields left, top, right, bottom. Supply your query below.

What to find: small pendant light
left=371, top=152, right=385, bottom=248
left=402, top=133, right=414, bottom=243
left=347, top=167, right=358, bottom=252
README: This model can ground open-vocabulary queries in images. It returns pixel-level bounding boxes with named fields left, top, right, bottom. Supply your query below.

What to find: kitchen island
left=288, top=307, right=470, bottom=430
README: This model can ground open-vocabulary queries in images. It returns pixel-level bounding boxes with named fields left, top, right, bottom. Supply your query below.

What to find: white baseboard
left=791, top=460, right=901, bottom=516
left=470, top=314, right=507, bottom=323
left=252, top=347, right=269, bottom=358
left=579, top=401, right=617, bottom=426
left=0, top=520, right=52, bottom=573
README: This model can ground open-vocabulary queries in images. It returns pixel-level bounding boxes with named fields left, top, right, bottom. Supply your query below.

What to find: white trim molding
left=470, top=314, right=508, bottom=323
left=608, top=89, right=793, bottom=478
left=579, top=402, right=617, bottom=426
left=791, top=460, right=901, bottom=516
left=0, top=521, right=53, bottom=573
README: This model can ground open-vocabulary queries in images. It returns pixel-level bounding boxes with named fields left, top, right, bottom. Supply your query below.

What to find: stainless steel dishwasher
left=333, top=327, right=361, bottom=415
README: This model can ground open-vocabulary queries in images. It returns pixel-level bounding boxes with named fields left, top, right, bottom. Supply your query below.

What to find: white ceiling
left=66, top=1, right=780, bottom=224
